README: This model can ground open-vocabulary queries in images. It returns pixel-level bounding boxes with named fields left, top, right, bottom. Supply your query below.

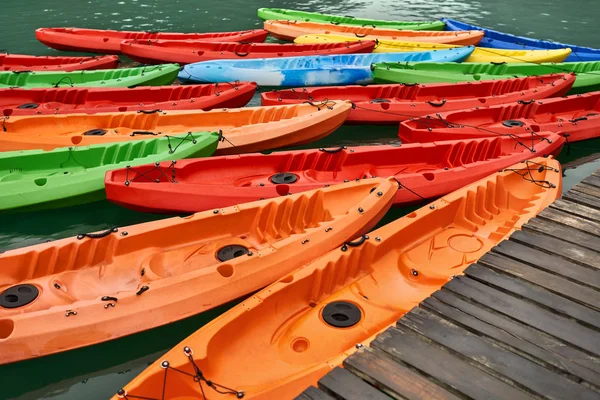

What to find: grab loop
left=354, top=33, right=368, bottom=38
left=77, top=227, right=118, bottom=240
left=234, top=51, right=250, bottom=57
left=518, top=99, right=535, bottom=105
left=12, top=70, right=32, bottom=74
left=362, top=23, right=376, bottom=28
left=490, top=61, right=507, bottom=65
left=136, top=286, right=149, bottom=296
left=369, top=98, right=391, bottom=103
left=569, top=116, right=588, bottom=123
left=101, top=296, right=118, bottom=302
left=426, top=99, right=447, bottom=107
left=341, top=235, right=369, bottom=251
left=319, top=145, right=347, bottom=153
left=130, top=130, right=159, bottom=136
left=136, top=109, right=162, bottom=114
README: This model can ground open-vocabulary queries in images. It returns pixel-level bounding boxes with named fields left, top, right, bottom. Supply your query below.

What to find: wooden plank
left=523, top=218, right=600, bottom=252
left=444, top=276, right=600, bottom=355
left=582, top=175, right=600, bottom=189
left=424, top=293, right=600, bottom=384
left=400, top=308, right=600, bottom=400
left=550, top=198, right=600, bottom=223
left=297, top=386, right=337, bottom=400
left=476, top=255, right=600, bottom=314
left=492, top=240, right=600, bottom=289
left=562, top=154, right=600, bottom=170
left=538, top=207, right=600, bottom=237
left=594, top=169, right=600, bottom=178
left=318, top=367, right=391, bottom=400
left=371, top=327, right=532, bottom=400
left=344, top=347, right=462, bottom=400
left=563, top=190, right=600, bottom=211
left=510, top=230, right=600, bottom=270
left=571, top=182, right=600, bottom=198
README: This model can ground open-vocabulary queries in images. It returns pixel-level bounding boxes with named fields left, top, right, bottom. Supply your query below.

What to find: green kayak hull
left=0, top=64, right=180, bottom=89
left=257, top=8, right=445, bottom=31
left=371, top=61, right=600, bottom=95
left=0, top=132, right=218, bottom=212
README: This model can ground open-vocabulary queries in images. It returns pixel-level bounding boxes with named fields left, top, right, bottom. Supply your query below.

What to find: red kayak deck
left=35, top=28, right=269, bottom=54
left=0, top=82, right=256, bottom=116
left=120, top=40, right=376, bottom=64
left=105, top=133, right=564, bottom=214
left=261, top=74, right=575, bottom=124
left=0, top=54, right=119, bottom=72
left=399, top=90, right=600, bottom=143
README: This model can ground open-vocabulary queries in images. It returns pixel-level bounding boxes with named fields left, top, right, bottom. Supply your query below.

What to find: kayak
left=264, top=20, right=484, bottom=45
left=35, top=27, right=269, bottom=54
left=0, top=82, right=257, bottom=116
left=104, top=134, right=564, bottom=213
left=0, top=64, right=180, bottom=89
left=177, top=47, right=474, bottom=86
left=119, top=40, right=376, bottom=65
left=371, top=61, right=600, bottom=95
left=0, top=54, right=119, bottom=72
left=399, top=91, right=600, bottom=143
left=261, top=74, right=575, bottom=124
left=257, top=8, right=446, bottom=31
left=117, top=157, right=561, bottom=400
left=443, top=18, right=600, bottom=62
left=0, top=177, right=396, bottom=365
left=295, top=34, right=572, bottom=63
left=0, top=102, right=352, bottom=155
left=0, top=132, right=218, bottom=212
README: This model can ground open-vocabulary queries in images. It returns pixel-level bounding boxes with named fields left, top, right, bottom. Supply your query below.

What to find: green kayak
left=257, top=8, right=445, bottom=31
left=371, top=61, right=600, bottom=95
left=0, top=132, right=218, bottom=212
left=0, top=64, right=180, bottom=89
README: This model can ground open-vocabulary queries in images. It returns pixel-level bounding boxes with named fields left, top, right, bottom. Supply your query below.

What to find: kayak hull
left=35, top=28, right=269, bottom=54
left=0, top=133, right=218, bottom=212
left=443, top=18, right=600, bottom=62
left=0, top=82, right=257, bottom=116
left=0, top=54, right=119, bottom=72
left=0, top=178, right=396, bottom=365
left=116, top=158, right=561, bottom=400
left=257, top=8, right=446, bottom=31
left=371, top=61, right=600, bottom=95
left=264, top=20, right=484, bottom=45
left=178, top=47, right=474, bottom=86
left=104, top=134, right=564, bottom=214
left=261, top=74, right=575, bottom=124
left=120, top=40, right=376, bottom=65
left=399, top=92, right=600, bottom=143
left=0, top=102, right=352, bottom=155
left=0, top=64, right=180, bottom=89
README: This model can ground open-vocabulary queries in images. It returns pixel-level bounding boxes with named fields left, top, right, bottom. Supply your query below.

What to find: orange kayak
left=0, top=101, right=351, bottom=155
left=264, top=20, right=484, bottom=45
left=117, top=157, right=561, bottom=400
left=0, top=177, right=396, bottom=365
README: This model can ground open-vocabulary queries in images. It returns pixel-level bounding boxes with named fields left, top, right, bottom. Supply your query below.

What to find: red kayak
left=261, top=73, right=575, bottom=124
left=399, top=91, right=600, bottom=143
left=0, top=82, right=256, bottom=116
left=120, top=40, right=376, bottom=64
left=35, top=28, right=269, bottom=54
left=105, top=133, right=564, bottom=214
left=0, top=54, right=119, bottom=72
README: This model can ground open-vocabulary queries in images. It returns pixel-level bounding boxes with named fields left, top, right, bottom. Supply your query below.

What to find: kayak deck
left=299, top=167, right=600, bottom=400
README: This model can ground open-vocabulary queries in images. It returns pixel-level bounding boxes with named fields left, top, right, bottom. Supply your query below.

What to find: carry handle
left=77, top=227, right=118, bottom=240
left=341, top=235, right=369, bottom=251
left=518, top=99, right=535, bottom=105
left=235, top=51, right=250, bottom=57
left=130, top=131, right=159, bottom=136
left=491, top=61, right=507, bottom=65
left=319, top=145, right=347, bottom=153
left=426, top=99, right=447, bottom=107
left=137, top=109, right=162, bottom=114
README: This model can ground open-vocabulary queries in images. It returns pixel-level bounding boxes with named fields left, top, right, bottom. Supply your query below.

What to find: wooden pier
left=298, top=168, right=600, bottom=400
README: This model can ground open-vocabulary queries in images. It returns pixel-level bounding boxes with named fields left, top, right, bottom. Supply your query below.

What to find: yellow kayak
left=295, top=34, right=572, bottom=63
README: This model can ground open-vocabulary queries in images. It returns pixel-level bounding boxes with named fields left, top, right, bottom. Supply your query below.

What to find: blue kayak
left=177, top=47, right=474, bottom=87
left=443, top=18, right=600, bottom=62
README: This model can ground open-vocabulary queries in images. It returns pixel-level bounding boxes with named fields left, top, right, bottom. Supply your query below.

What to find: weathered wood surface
left=297, top=168, right=600, bottom=400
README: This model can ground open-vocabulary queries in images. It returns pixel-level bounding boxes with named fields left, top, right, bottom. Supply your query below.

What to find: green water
left=1, top=0, right=600, bottom=399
